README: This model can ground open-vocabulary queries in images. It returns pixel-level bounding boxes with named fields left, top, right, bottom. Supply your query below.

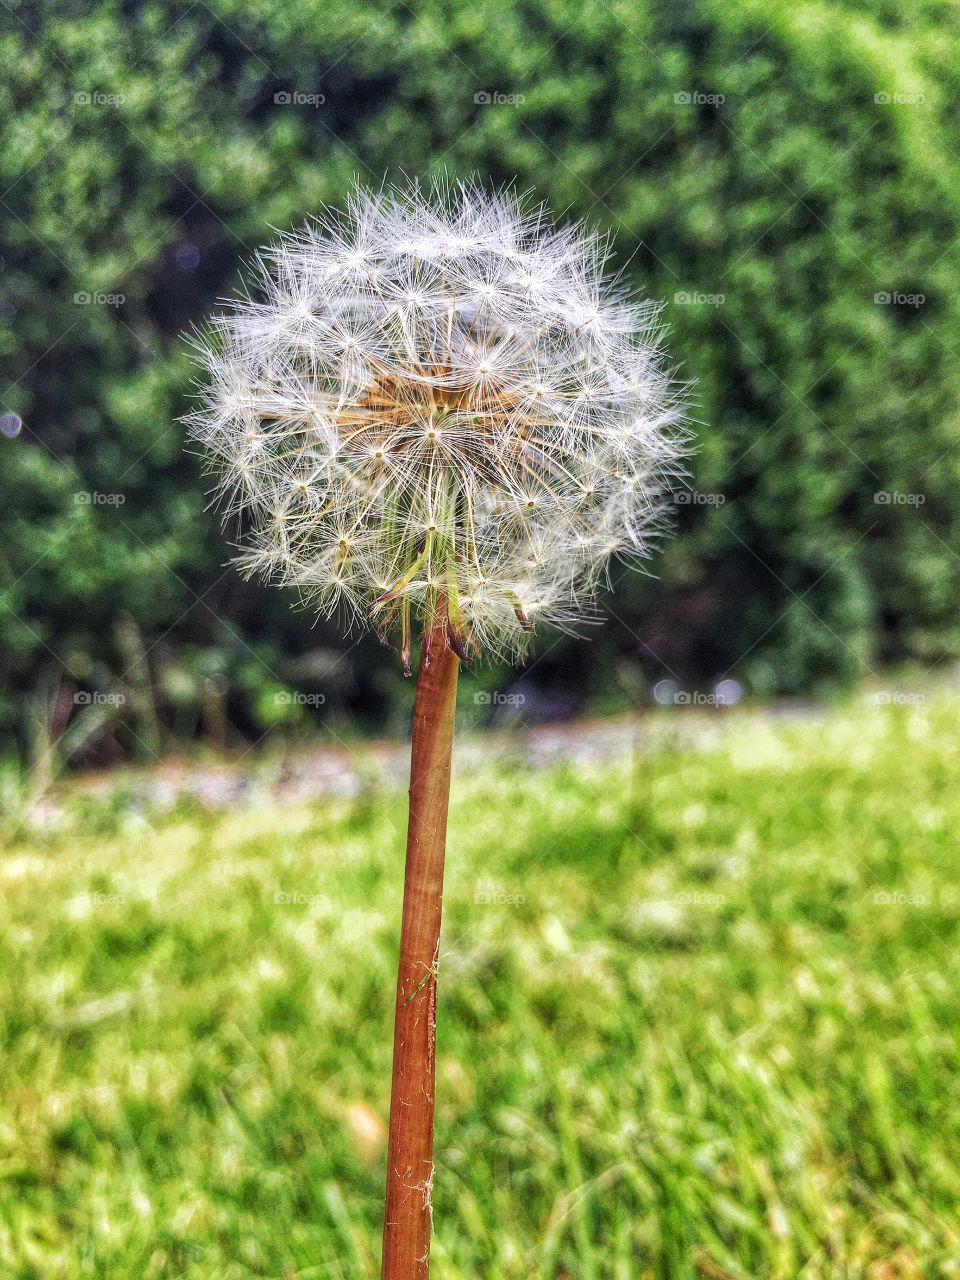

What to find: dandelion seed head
left=185, top=179, right=689, bottom=660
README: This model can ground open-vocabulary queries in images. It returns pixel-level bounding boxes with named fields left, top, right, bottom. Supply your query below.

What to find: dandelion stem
left=381, top=617, right=459, bottom=1280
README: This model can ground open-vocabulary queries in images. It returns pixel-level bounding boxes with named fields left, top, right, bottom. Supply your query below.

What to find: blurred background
left=3, top=5, right=960, bottom=1278
left=3, top=0, right=959, bottom=767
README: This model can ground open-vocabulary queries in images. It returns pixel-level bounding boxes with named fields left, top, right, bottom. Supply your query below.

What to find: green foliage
left=2, top=693, right=959, bottom=1275
left=2, top=0, right=960, bottom=742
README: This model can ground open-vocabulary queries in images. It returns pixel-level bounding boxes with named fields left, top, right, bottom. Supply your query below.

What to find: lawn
left=1, top=691, right=959, bottom=1279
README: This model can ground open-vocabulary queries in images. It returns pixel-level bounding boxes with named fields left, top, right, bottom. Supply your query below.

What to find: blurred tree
left=1, top=0, right=958, bottom=748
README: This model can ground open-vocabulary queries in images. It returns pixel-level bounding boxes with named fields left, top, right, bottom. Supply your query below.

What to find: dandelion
left=185, top=178, right=688, bottom=1279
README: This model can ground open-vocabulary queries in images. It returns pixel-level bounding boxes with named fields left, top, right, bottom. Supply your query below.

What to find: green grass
left=2, top=693, right=960, bottom=1279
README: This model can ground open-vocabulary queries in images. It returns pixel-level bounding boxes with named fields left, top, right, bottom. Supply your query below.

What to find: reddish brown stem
left=381, top=622, right=459, bottom=1280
